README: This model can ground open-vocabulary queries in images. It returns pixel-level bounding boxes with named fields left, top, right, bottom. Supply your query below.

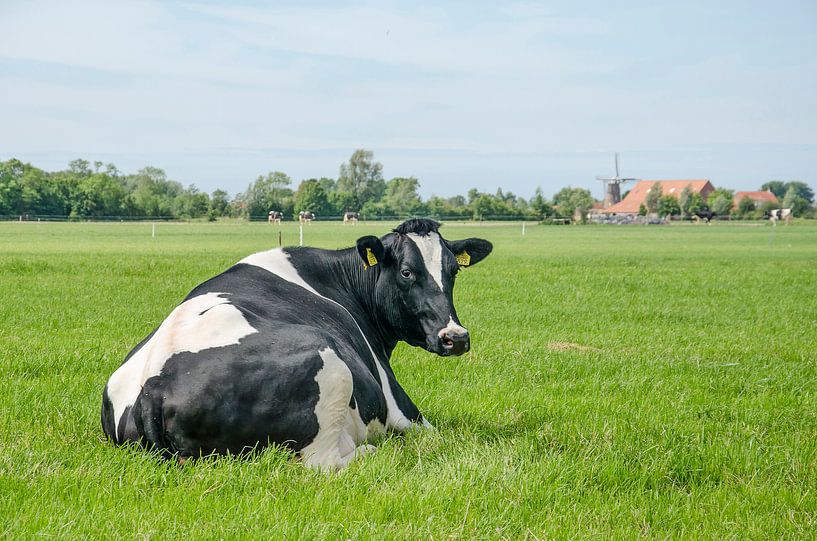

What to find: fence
left=2, top=214, right=547, bottom=223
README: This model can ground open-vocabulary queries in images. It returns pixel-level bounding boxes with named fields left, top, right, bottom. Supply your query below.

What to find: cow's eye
left=400, top=269, right=413, bottom=279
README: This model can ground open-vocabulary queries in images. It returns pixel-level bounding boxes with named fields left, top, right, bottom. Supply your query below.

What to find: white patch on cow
left=106, top=292, right=258, bottom=435
left=239, top=249, right=321, bottom=296
left=437, top=316, right=468, bottom=338
left=243, top=248, right=415, bottom=431
left=301, top=347, right=384, bottom=470
left=405, top=232, right=444, bottom=291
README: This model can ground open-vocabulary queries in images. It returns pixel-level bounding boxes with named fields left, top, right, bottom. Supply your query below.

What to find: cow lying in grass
left=101, top=219, right=492, bottom=470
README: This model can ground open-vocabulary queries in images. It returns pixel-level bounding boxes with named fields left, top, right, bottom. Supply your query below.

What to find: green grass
left=1, top=220, right=815, bottom=539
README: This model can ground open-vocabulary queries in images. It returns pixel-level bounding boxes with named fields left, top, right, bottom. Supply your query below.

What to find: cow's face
left=356, top=226, right=492, bottom=356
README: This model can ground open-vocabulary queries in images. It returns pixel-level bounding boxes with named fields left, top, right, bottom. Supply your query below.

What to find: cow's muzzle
left=438, top=327, right=470, bottom=356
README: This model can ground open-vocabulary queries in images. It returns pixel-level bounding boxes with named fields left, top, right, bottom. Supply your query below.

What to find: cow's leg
left=300, top=348, right=367, bottom=470
left=373, top=357, right=433, bottom=432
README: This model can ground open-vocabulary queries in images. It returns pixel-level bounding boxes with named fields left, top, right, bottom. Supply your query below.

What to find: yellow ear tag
left=456, top=251, right=471, bottom=266
left=366, top=248, right=379, bottom=267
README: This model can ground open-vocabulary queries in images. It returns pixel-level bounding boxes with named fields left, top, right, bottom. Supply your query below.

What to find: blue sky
left=1, top=0, right=815, bottom=199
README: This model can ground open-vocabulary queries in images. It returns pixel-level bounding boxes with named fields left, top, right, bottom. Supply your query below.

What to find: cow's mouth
left=436, top=332, right=469, bottom=356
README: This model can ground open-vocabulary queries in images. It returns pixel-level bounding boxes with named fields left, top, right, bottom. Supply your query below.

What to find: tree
left=209, top=189, right=230, bottom=217
left=124, top=166, right=183, bottom=217
left=73, top=172, right=127, bottom=216
left=294, top=179, right=331, bottom=215
left=781, top=181, right=814, bottom=204
left=687, top=193, right=705, bottom=215
left=644, top=183, right=662, bottom=213
left=658, top=195, right=681, bottom=217
left=736, top=197, right=755, bottom=218
left=529, top=187, right=554, bottom=218
left=707, top=188, right=734, bottom=216
left=337, top=150, right=385, bottom=209
left=238, top=171, right=293, bottom=217
left=552, top=187, right=594, bottom=223
left=0, top=159, right=26, bottom=214
left=383, top=177, right=422, bottom=216
left=679, top=184, right=693, bottom=217
left=761, top=181, right=787, bottom=199
left=781, top=186, right=811, bottom=217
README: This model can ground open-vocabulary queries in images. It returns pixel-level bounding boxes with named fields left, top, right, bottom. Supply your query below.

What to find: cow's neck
left=286, top=247, right=398, bottom=360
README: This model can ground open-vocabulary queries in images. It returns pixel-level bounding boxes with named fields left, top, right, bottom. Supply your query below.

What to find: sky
left=1, top=0, right=815, bottom=200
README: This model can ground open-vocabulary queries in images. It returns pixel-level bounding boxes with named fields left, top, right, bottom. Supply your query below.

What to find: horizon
left=2, top=1, right=815, bottom=200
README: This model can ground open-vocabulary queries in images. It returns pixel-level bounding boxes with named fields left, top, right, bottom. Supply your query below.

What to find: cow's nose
left=440, top=328, right=470, bottom=356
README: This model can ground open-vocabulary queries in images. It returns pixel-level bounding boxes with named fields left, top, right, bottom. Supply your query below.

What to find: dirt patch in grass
left=548, top=342, right=601, bottom=352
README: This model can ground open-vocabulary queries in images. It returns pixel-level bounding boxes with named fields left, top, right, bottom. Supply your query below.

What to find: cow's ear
left=447, top=238, right=493, bottom=267
left=356, top=236, right=386, bottom=269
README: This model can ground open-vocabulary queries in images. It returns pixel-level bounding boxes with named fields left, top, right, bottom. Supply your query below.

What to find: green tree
left=644, top=183, right=662, bottom=213
left=707, top=188, right=734, bottom=216
left=0, top=159, right=26, bottom=214
left=238, top=171, right=293, bottom=217
left=760, top=181, right=787, bottom=199
left=687, top=193, right=705, bottom=215
left=294, top=179, right=331, bottom=216
left=658, top=195, right=681, bottom=217
left=73, top=172, right=127, bottom=216
left=384, top=177, right=422, bottom=216
left=124, top=166, right=182, bottom=217
left=781, top=186, right=811, bottom=216
left=679, top=184, right=693, bottom=217
left=338, top=150, right=385, bottom=209
left=781, top=181, right=814, bottom=204
left=529, top=187, right=554, bottom=218
left=736, top=196, right=755, bottom=218
left=552, top=187, right=594, bottom=222
left=209, top=189, right=230, bottom=217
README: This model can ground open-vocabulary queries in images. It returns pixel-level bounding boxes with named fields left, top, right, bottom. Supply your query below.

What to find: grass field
left=1, top=220, right=815, bottom=539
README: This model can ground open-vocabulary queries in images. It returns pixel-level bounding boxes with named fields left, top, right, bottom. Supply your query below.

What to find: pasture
left=1, top=220, right=815, bottom=539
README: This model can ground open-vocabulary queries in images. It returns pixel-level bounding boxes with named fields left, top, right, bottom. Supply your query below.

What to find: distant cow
left=268, top=211, right=283, bottom=224
left=101, top=219, right=493, bottom=470
left=299, top=211, right=315, bottom=224
left=768, top=208, right=792, bottom=225
left=693, top=208, right=714, bottom=225
left=343, top=212, right=360, bottom=225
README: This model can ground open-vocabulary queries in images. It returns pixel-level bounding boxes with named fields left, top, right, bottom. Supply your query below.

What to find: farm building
left=601, top=180, right=715, bottom=216
left=733, top=190, right=779, bottom=209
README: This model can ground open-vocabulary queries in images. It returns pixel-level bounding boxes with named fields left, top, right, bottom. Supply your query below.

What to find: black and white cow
left=101, top=219, right=492, bottom=469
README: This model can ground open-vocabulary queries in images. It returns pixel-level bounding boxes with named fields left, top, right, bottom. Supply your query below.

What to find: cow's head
left=356, top=219, right=492, bottom=356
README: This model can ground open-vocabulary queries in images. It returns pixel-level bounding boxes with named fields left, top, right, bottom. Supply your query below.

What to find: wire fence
left=1, top=214, right=547, bottom=223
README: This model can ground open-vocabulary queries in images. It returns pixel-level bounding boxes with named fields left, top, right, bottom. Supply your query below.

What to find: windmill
left=596, top=153, right=638, bottom=208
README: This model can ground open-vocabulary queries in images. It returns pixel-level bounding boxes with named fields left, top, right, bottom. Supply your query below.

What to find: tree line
left=1, top=150, right=813, bottom=221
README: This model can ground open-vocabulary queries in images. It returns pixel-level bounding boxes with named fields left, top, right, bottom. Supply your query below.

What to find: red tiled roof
left=734, top=191, right=779, bottom=205
left=603, top=180, right=714, bottom=214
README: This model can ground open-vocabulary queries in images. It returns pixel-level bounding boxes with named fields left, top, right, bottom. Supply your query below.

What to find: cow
left=692, top=207, right=714, bottom=225
left=100, top=219, right=492, bottom=470
left=267, top=211, right=283, bottom=224
left=768, top=208, right=792, bottom=226
left=343, top=211, right=360, bottom=225
left=298, top=211, right=315, bottom=224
